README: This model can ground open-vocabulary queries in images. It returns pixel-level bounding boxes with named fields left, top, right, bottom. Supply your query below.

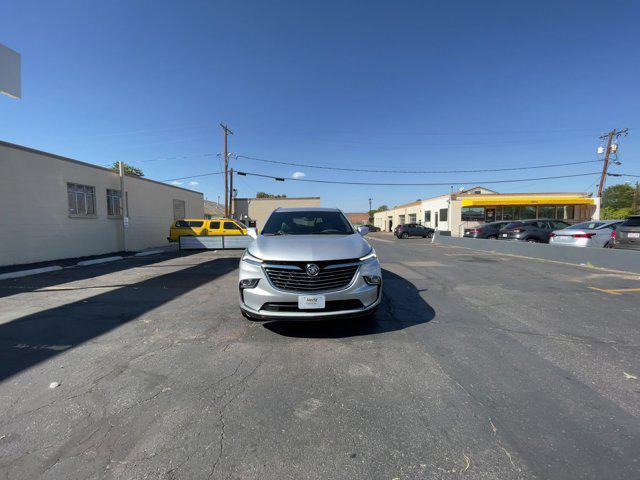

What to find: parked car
left=363, top=224, right=380, bottom=232
left=498, top=219, right=571, bottom=243
left=549, top=220, right=623, bottom=248
left=168, top=218, right=247, bottom=242
left=463, top=221, right=512, bottom=239
left=612, top=215, right=640, bottom=250
left=238, top=207, right=382, bottom=320
left=394, top=223, right=434, bottom=239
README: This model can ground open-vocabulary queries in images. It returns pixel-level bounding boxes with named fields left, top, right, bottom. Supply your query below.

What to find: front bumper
left=238, top=257, right=382, bottom=320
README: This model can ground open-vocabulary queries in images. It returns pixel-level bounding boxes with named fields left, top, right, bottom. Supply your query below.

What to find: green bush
left=601, top=206, right=633, bottom=220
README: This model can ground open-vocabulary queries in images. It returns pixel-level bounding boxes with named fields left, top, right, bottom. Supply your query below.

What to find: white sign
left=298, top=295, right=325, bottom=310
left=123, top=217, right=130, bottom=229
left=0, top=44, right=21, bottom=99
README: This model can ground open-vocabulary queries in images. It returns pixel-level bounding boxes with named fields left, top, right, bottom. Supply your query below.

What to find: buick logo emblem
left=305, top=264, right=320, bottom=277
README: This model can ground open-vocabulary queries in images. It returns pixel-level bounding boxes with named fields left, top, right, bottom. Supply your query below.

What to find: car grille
left=264, top=261, right=359, bottom=293
left=261, top=299, right=364, bottom=312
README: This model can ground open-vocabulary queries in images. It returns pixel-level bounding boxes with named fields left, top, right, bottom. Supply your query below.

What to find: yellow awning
left=461, top=196, right=595, bottom=207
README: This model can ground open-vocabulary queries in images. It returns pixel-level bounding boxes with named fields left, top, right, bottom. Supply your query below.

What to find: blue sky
left=1, top=0, right=639, bottom=212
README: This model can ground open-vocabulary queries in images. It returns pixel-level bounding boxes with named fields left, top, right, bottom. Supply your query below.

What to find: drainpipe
left=119, top=161, right=127, bottom=252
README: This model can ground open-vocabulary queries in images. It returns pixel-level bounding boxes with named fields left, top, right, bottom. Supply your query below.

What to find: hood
left=249, top=234, right=371, bottom=262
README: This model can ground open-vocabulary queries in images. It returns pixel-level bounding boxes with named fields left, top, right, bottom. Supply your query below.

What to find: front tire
left=526, top=238, right=538, bottom=243
left=487, top=235, right=497, bottom=240
left=401, top=232, right=409, bottom=239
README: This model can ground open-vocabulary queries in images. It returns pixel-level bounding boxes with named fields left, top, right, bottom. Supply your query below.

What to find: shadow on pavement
left=262, top=269, right=435, bottom=338
left=0, top=256, right=239, bottom=383
left=0, top=251, right=200, bottom=300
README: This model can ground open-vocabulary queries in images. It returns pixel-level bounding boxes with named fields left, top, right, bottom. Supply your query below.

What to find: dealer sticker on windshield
left=298, top=295, right=326, bottom=310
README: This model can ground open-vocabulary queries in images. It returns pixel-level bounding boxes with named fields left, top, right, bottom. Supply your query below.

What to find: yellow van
left=168, top=218, right=247, bottom=242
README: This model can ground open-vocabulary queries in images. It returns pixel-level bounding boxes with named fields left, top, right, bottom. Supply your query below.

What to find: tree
left=602, top=183, right=633, bottom=210
left=256, top=192, right=286, bottom=198
left=601, top=206, right=633, bottom=220
left=111, top=162, right=144, bottom=177
left=369, top=205, right=389, bottom=222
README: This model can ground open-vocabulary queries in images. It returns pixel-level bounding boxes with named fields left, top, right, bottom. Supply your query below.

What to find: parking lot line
left=588, top=287, right=640, bottom=295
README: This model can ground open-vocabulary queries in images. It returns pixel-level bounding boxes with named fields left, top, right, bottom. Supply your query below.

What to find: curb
left=0, top=266, right=64, bottom=281
left=76, top=256, right=124, bottom=266
left=134, top=250, right=163, bottom=257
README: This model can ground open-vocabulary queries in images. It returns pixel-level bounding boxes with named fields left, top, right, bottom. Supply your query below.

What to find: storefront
left=460, top=195, right=597, bottom=223
left=373, top=189, right=599, bottom=237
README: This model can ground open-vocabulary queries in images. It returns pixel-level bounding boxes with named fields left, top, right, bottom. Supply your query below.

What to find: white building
left=374, top=186, right=599, bottom=236
left=0, top=141, right=203, bottom=266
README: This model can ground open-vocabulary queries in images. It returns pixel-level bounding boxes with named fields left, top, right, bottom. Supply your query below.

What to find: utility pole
left=597, top=128, right=628, bottom=198
left=220, top=123, right=234, bottom=217
left=368, top=198, right=372, bottom=222
left=229, top=168, right=234, bottom=219
left=118, top=161, right=127, bottom=252
left=633, top=181, right=639, bottom=214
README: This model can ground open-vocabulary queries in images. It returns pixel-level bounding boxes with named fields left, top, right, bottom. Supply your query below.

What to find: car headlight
left=241, top=250, right=263, bottom=266
left=359, top=248, right=377, bottom=262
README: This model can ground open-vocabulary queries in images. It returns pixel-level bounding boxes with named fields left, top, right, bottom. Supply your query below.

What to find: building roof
left=275, top=207, right=339, bottom=212
left=346, top=212, right=370, bottom=224
left=0, top=140, right=203, bottom=194
left=234, top=196, right=320, bottom=201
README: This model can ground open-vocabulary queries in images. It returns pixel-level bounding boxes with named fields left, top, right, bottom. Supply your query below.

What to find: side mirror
left=357, top=226, right=370, bottom=236
left=246, top=227, right=258, bottom=239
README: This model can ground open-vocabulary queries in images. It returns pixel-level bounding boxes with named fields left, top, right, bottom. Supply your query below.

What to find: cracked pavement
left=0, top=238, right=639, bottom=479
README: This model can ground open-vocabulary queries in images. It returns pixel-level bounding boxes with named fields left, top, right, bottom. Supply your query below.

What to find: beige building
left=0, top=141, right=203, bottom=266
left=374, top=186, right=599, bottom=236
left=232, top=196, right=321, bottom=230
left=203, top=199, right=224, bottom=219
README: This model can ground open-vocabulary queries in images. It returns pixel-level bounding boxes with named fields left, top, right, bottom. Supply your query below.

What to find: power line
left=236, top=155, right=604, bottom=174
left=162, top=171, right=223, bottom=182
left=234, top=170, right=603, bottom=186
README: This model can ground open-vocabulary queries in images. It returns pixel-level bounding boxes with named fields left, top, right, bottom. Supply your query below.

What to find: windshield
left=261, top=211, right=355, bottom=235
left=503, top=222, right=524, bottom=229
left=566, top=221, right=604, bottom=230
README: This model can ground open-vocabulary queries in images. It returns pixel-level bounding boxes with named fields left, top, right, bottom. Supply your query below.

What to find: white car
left=549, top=220, right=624, bottom=248
left=238, top=208, right=382, bottom=320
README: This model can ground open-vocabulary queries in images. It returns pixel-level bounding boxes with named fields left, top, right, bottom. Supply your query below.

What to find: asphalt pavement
left=0, top=234, right=638, bottom=479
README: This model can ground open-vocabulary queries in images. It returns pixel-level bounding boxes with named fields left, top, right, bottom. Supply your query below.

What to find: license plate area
left=628, top=232, right=640, bottom=238
left=501, top=233, right=508, bottom=237
left=298, top=295, right=326, bottom=310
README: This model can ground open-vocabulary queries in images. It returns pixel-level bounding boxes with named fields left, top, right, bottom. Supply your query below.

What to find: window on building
left=556, top=205, right=575, bottom=220
left=173, top=199, right=186, bottom=220
left=399, top=215, right=406, bottom=224
left=521, top=206, right=537, bottom=219
left=503, top=206, right=520, bottom=220
left=461, top=207, right=485, bottom=221
left=424, top=210, right=431, bottom=223
left=537, top=206, right=555, bottom=219
left=439, top=208, right=448, bottom=222
left=106, top=189, right=122, bottom=216
left=67, top=183, right=96, bottom=216
left=408, top=213, right=417, bottom=223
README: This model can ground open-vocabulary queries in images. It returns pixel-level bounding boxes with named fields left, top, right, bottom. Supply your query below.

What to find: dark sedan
left=362, top=224, right=381, bottom=232
left=498, top=219, right=571, bottom=243
left=612, top=215, right=640, bottom=250
left=463, top=221, right=512, bottom=239
left=394, top=223, right=434, bottom=239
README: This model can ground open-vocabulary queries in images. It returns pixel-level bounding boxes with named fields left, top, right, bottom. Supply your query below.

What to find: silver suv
left=238, top=207, right=382, bottom=320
